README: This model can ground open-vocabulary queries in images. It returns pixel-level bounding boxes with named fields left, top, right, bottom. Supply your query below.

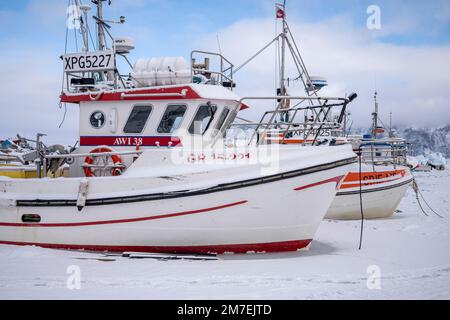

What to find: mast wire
left=59, top=0, right=71, bottom=129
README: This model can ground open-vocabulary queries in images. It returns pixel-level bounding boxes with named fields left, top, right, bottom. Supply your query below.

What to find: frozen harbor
left=0, top=170, right=449, bottom=300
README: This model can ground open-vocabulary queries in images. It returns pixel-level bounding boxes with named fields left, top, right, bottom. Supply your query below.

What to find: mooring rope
left=358, top=149, right=364, bottom=250
left=412, top=177, right=444, bottom=218
left=413, top=179, right=429, bottom=217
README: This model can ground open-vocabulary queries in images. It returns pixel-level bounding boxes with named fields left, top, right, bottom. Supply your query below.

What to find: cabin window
left=157, top=105, right=187, bottom=134
left=123, top=105, right=153, bottom=134
left=189, top=104, right=217, bottom=135
left=215, top=107, right=230, bottom=131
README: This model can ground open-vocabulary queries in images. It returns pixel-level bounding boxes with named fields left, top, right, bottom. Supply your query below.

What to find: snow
left=1, top=171, right=449, bottom=300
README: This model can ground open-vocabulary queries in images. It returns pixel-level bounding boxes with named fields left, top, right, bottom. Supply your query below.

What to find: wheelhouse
left=59, top=48, right=246, bottom=177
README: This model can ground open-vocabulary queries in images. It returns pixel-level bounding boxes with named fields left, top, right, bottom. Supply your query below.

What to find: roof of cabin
left=60, top=84, right=249, bottom=110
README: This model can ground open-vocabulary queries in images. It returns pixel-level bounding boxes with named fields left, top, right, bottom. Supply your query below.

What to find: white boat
left=239, top=79, right=413, bottom=221
left=0, top=144, right=354, bottom=254
left=326, top=92, right=413, bottom=220
left=326, top=163, right=413, bottom=220
left=0, top=1, right=356, bottom=254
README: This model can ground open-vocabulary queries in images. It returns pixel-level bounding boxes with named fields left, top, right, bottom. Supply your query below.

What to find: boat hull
left=326, top=165, right=413, bottom=220
left=0, top=147, right=355, bottom=254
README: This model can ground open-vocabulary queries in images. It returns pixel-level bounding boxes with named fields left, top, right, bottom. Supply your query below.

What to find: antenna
left=389, top=112, right=394, bottom=138
left=216, top=34, right=222, bottom=55
left=372, top=91, right=379, bottom=139
left=78, top=2, right=92, bottom=52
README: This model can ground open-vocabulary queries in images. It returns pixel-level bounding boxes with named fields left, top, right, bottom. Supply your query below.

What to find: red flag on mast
left=276, top=5, right=285, bottom=19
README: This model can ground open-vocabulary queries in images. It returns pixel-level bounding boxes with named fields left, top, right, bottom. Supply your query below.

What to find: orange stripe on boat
left=339, top=170, right=407, bottom=189
left=344, top=170, right=406, bottom=183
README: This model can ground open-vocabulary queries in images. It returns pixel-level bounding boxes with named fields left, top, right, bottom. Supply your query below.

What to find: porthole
left=90, top=111, right=106, bottom=129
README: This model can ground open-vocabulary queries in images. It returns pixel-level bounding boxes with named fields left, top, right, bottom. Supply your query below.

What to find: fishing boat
left=270, top=93, right=414, bottom=220
left=0, top=1, right=357, bottom=254
left=0, top=136, right=41, bottom=179
left=326, top=92, right=413, bottom=220
left=326, top=140, right=413, bottom=220
left=0, top=135, right=70, bottom=179
left=227, top=12, right=413, bottom=221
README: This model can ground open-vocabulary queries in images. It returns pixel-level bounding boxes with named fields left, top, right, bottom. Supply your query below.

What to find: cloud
left=0, top=1, right=449, bottom=149
left=0, top=48, right=79, bottom=146
left=196, top=16, right=450, bottom=128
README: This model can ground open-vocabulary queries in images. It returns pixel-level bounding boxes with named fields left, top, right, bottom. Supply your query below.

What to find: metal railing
left=352, top=138, right=409, bottom=169
left=235, top=96, right=352, bottom=146
left=190, top=50, right=234, bottom=89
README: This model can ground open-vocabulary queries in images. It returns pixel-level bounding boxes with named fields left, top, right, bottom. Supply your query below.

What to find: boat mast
left=372, top=91, right=379, bottom=139
left=280, top=0, right=287, bottom=96
left=94, top=0, right=106, bottom=50
left=389, top=112, right=394, bottom=138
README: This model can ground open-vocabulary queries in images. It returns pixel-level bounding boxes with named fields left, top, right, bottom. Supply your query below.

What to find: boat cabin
left=60, top=51, right=247, bottom=177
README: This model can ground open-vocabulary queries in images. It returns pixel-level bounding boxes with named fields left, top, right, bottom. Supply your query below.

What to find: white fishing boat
left=326, top=92, right=414, bottom=220
left=0, top=1, right=357, bottom=254
left=326, top=149, right=413, bottom=220
left=228, top=23, right=413, bottom=221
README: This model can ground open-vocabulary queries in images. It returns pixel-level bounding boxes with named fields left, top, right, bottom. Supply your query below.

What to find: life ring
left=84, top=147, right=124, bottom=177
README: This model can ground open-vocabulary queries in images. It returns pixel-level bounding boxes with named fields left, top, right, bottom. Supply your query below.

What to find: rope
left=412, top=177, right=444, bottom=218
left=413, top=179, right=429, bottom=217
left=58, top=102, right=68, bottom=129
left=418, top=188, right=444, bottom=218
left=71, top=0, right=79, bottom=52
left=59, top=0, right=71, bottom=129
left=358, top=150, right=364, bottom=250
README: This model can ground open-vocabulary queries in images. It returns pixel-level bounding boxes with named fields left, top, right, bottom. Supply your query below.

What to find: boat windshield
left=189, top=104, right=217, bottom=135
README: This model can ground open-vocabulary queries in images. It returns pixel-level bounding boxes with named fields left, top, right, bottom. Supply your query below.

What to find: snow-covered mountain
left=350, top=125, right=450, bottom=157
left=397, top=126, right=450, bottom=157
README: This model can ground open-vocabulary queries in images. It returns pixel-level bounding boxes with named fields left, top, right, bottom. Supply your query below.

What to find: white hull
left=326, top=164, right=413, bottom=220
left=0, top=146, right=355, bottom=254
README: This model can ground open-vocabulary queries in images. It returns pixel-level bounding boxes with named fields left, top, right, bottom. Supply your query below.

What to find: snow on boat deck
left=0, top=171, right=449, bottom=300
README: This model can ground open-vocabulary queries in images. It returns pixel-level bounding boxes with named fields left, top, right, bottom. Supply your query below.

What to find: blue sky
left=0, top=0, right=449, bottom=144
left=1, top=0, right=449, bottom=54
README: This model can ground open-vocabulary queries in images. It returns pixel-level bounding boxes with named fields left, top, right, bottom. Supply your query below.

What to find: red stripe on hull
left=80, top=136, right=182, bottom=147
left=0, top=201, right=248, bottom=228
left=0, top=239, right=312, bottom=255
left=1, top=176, right=347, bottom=228
left=294, top=175, right=345, bottom=191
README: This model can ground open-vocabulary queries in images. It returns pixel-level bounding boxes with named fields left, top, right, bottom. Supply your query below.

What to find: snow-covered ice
left=1, top=171, right=449, bottom=300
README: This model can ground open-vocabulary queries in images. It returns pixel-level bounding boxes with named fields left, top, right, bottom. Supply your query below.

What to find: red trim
left=60, top=86, right=201, bottom=103
left=239, top=103, right=250, bottom=111
left=294, top=175, right=345, bottom=191
left=0, top=201, right=248, bottom=228
left=0, top=239, right=312, bottom=255
left=80, top=136, right=182, bottom=147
